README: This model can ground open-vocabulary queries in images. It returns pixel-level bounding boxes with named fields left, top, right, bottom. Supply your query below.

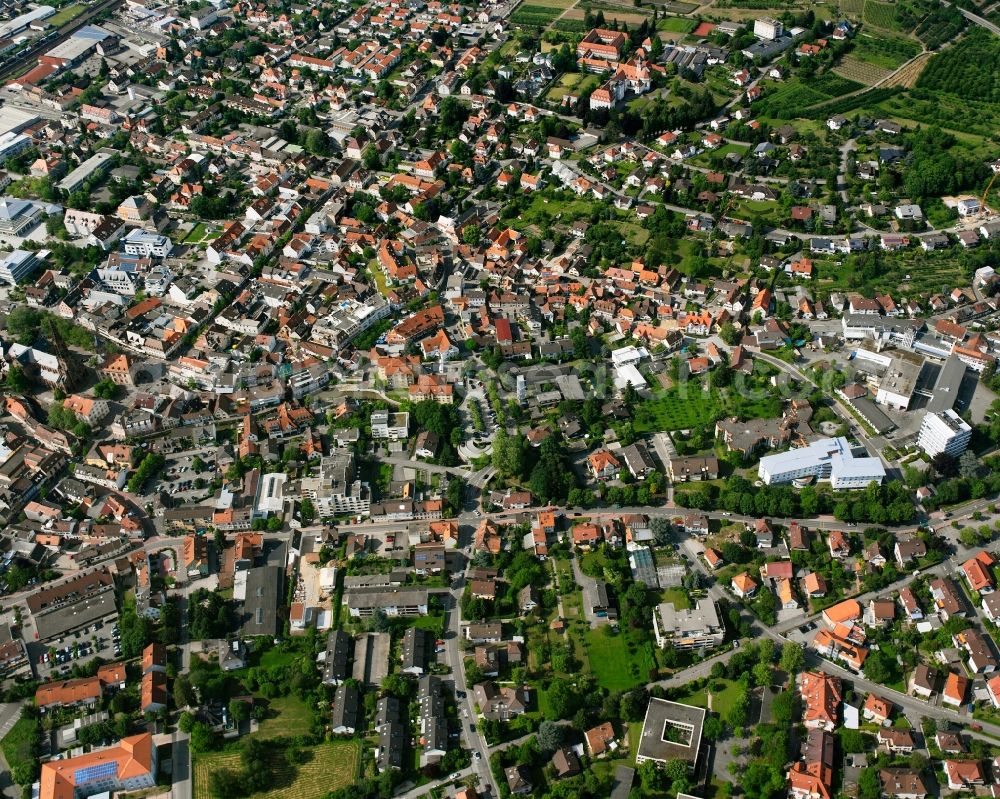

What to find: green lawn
left=183, top=222, right=213, bottom=243
left=660, top=587, right=691, bottom=610
left=633, top=387, right=722, bottom=433
left=48, top=3, right=85, bottom=25
left=1, top=716, right=38, bottom=771
left=657, top=16, right=696, bottom=32
left=585, top=628, right=658, bottom=692
left=410, top=612, right=446, bottom=635
left=514, top=193, right=600, bottom=231
left=259, top=648, right=298, bottom=669
left=579, top=550, right=611, bottom=578
left=194, top=741, right=359, bottom=799
left=673, top=678, right=744, bottom=717
left=692, top=142, right=749, bottom=167
left=255, top=694, right=313, bottom=740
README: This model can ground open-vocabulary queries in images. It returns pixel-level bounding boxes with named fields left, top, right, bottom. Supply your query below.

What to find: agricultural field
left=840, top=0, right=865, bottom=15
left=511, top=3, right=563, bottom=27
left=880, top=51, right=931, bottom=87
left=916, top=29, right=1000, bottom=103
left=819, top=248, right=973, bottom=296
left=834, top=56, right=891, bottom=85
left=914, top=2, right=965, bottom=48
left=863, top=0, right=898, bottom=29
left=645, top=0, right=698, bottom=10
left=194, top=742, right=360, bottom=799
left=550, top=17, right=590, bottom=31
left=849, top=31, right=921, bottom=69
left=877, top=90, right=1000, bottom=138
left=756, top=73, right=863, bottom=118
left=562, top=6, right=650, bottom=24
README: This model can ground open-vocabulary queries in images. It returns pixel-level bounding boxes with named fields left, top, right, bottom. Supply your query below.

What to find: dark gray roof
left=637, top=699, right=706, bottom=764
left=378, top=721, right=406, bottom=771
left=927, top=354, right=968, bottom=414
left=240, top=565, right=283, bottom=638
left=323, top=629, right=352, bottom=684
left=376, top=696, right=400, bottom=729
left=402, top=627, right=429, bottom=673
left=331, top=683, right=359, bottom=731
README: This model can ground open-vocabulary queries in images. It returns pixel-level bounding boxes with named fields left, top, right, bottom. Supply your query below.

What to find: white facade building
left=653, top=599, right=725, bottom=651
left=371, top=410, right=409, bottom=440
left=917, top=409, right=972, bottom=459
left=758, top=437, right=885, bottom=489
left=122, top=228, right=172, bottom=258
left=754, top=17, right=783, bottom=39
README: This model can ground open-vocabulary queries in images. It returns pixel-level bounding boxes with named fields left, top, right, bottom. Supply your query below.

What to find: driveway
left=571, top=555, right=607, bottom=628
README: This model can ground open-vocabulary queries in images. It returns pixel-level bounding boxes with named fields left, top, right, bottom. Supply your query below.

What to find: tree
left=780, top=641, right=804, bottom=674
left=305, top=129, right=331, bottom=157
left=491, top=429, right=526, bottom=479
left=725, top=687, right=750, bottom=728
left=932, top=451, right=958, bottom=478
left=771, top=690, right=796, bottom=726
left=544, top=679, right=582, bottom=720
left=6, top=364, right=29, bottom=393
left=858, top=768, right=881, bottom=799
left=188, top=722, right=218, bottom=753
left=861, top=650, right=892, bottom=684
left=537, top=720, right=564, bottom=752
left=752, top=662, right=772, bottom=687
left=229, top=699, right=251, bottom=722
left=839, top=728, right=866, bottom=754
left=118, top=606, right=151, bottom=658
left=462, top=224, right=482, bottom=247
left=719, top=321, right=740, bottom=346
left=703, top=715, right=723, bottom=741
left=178, top=712, right=196, bottom=733
left=174, top=675, right=195, bottom=709
left=93, top=378, right=118, bottom=399
left=650, top=517, right=672, bottom=546
left=620, top=688, right=648, bottom=721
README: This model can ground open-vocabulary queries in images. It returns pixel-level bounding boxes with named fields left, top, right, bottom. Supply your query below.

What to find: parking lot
left=29, top=618, right=122, bottom=680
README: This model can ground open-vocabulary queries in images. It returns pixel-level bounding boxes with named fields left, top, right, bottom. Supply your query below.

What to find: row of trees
left=677, top=474, right=917, bottom=525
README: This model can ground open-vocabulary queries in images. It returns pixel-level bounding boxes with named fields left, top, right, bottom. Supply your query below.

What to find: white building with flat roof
left=918, top=409, right=971, bottom=459
left=122, top=228, right=172, bottom=258
left=0, top=132, right=31, bottom=162
left=371, top=410, right=409, bottom=440
left=758, top=437, right=885, bottom=489
left=653, top=599, right=724, bottom=651
left=253, top=471, right=287, bottom=518
left=0, top=249, right=39, bottom=285
left=754, top=17, right=783, bottom=39
left=611, top=345, right=649, bottom=368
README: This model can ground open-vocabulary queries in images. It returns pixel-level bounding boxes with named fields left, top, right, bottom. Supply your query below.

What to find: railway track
left=0, top=0, right=124, bottom=84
